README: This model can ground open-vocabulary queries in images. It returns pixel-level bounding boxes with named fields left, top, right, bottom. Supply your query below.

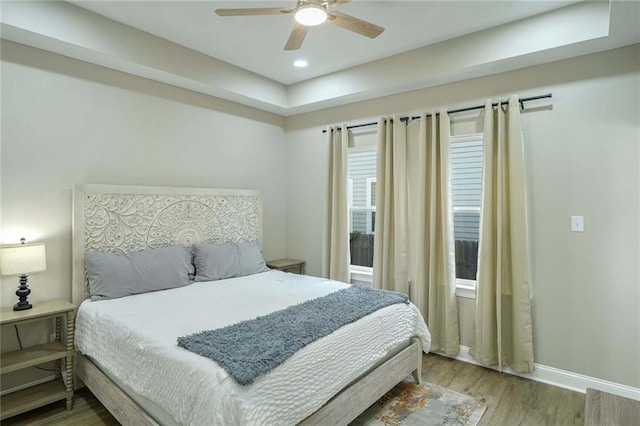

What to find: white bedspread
left=75, top=270, right=431, bottom=425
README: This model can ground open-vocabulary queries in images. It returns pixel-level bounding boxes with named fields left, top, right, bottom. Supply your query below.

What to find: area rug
left=351, top=378, right=487, bottom=426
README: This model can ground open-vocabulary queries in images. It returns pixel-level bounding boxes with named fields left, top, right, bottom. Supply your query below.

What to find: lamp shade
left=0, top=243, right=47, bottom=275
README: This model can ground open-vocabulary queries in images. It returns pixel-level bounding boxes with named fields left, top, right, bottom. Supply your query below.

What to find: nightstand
left=267, top=258, right=306, bottom=275
left=0, top=299, right=76, bottom=420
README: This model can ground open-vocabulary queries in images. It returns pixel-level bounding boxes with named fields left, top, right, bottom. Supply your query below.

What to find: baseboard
left=0, top=375, right=56, bottom=396
left=436, top=345, right=640, bottom=401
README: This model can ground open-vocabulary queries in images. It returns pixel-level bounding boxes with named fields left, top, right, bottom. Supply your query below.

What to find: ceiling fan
left=215, top=0, right=385, bottom=50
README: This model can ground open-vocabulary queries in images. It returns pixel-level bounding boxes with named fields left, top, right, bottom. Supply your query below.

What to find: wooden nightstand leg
left=65, top=311, right=75, bottom=410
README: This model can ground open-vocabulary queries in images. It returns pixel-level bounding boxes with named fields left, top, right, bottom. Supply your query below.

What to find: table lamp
left=0, top=238, right=47, bottom=311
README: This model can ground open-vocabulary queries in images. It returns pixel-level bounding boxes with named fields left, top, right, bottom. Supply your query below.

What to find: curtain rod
left=321, top=93, right=552, bottom=133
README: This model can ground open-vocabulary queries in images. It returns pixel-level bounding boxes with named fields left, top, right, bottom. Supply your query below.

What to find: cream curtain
left=374, top=112, right=459, bottom=355
left=323, top=125, right=350, bottom=283
left=373, top=116, right=409, bottom=294
left=470, top=96, right=535, bottom=373
left=410, top=112, right=459, bottom=355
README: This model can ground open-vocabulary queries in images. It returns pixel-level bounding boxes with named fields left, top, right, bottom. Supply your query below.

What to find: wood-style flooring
left=585, top=388, right=640, bottom=426
left=3, top=353, right=589, bottom=425
left=423, top=354, right=585, bottom=425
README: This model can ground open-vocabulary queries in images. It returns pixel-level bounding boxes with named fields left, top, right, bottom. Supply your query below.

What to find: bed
left=71, top=184, right=431, bottom=425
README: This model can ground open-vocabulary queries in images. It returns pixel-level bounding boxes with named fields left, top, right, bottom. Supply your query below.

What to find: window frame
left=450, top=132, right=483, bottom=299
left=365, top=177, right=376, bottom=234
left=347, top=178, right=354, bottom=233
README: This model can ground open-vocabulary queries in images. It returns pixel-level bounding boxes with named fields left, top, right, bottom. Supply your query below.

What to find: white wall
left=0, top=40, right=288, bottom=308
left=285, top=45, right=640, bottom=389
left=0, top=40, right=289, bottom=389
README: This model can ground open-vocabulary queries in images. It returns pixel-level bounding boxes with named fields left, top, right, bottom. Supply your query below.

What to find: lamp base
left=14, top=274, right=33, bottom=311
left=13, top=301, right=33, bottom=311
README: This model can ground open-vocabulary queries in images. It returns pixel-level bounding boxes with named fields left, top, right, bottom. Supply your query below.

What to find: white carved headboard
left=72, top=184, right=263, bottom=306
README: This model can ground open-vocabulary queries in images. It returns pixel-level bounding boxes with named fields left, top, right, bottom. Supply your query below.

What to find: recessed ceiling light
left=294, top=60, right=308, bottom=68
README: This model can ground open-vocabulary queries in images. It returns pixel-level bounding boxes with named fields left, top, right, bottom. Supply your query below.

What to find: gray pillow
left=192, top=242, right=239, bottom=282
left=193, top=241, right=268, bottom=282
left=86, top=245, right=195, bottom=300
left=237, top=241, right=269, bottom=277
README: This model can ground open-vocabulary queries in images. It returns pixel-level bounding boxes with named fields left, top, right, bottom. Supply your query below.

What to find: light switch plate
left=571, top=215, right=584, bottom=232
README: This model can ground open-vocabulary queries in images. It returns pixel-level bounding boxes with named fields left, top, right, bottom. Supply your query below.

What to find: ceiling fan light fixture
left=294, top=4, right=327, bottom=26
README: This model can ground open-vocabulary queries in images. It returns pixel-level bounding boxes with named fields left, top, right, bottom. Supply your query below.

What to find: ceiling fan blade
left=327, top=11, right=384, bottom=38
left=330, top=0, right=351, bottom=7
left=215, top=8, right=292, bottom=17
left=284, top=23, right=309, bottom=50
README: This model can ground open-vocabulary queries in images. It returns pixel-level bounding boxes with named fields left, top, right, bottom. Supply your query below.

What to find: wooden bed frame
left=71, top=184, right=423, bottom=426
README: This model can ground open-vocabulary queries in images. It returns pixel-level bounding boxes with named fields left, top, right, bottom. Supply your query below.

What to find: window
left=345, top=133, right=482, bottom=290
left=450, top=133, right=483, bottom=297
left=348, top=146, right=376, bottom=269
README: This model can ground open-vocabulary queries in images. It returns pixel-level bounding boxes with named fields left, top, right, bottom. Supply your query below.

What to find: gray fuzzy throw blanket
left=177, top=285, right=408, bottom=385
